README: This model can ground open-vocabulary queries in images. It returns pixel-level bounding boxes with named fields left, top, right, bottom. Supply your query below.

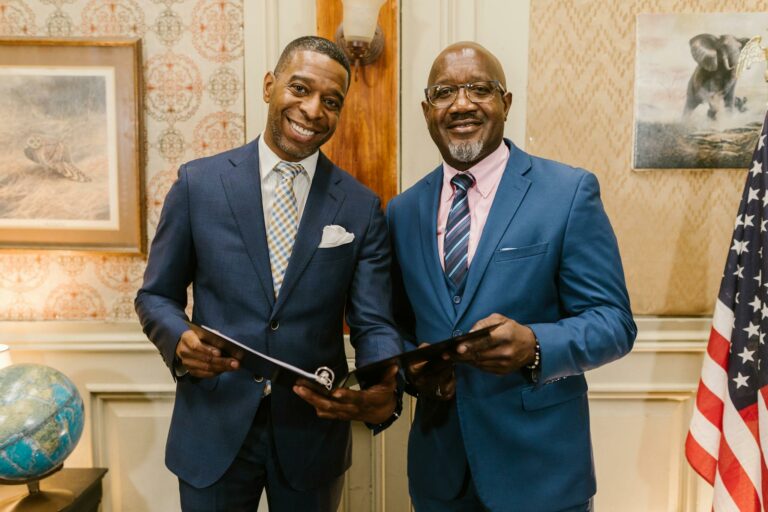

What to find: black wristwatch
left=367, top=390, right=403, bottom=432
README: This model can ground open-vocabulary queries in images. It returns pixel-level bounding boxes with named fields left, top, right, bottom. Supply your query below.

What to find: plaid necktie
left=444, top=172, right=476, bottom=290
left=267, top=161, right=305, bottom=297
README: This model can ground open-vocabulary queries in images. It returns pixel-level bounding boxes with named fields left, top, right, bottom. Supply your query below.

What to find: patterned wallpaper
left=0, top=0, right=244, bottom=320
left=527, top=0, right=764, bottom=315
left=6, top=1, right=757, bottom=319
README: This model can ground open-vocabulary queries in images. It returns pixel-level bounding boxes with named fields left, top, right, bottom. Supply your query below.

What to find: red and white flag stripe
left=686, top=299, right=768, bottom=511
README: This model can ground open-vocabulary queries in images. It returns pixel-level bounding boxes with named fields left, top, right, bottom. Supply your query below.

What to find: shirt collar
left=442, top=141, right=509, bottom=199
left=258, top=134, right=319, bottom=181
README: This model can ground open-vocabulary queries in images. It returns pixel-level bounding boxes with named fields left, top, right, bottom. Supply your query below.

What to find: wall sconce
left=0, top=344, right=12, bottom=369
left=335, top=0, right=386, bottom=80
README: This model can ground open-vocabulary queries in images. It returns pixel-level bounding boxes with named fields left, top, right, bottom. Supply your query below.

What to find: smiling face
left=263, top=50, right=349, bottom=162
left=422, top=43, right=513, bottom=171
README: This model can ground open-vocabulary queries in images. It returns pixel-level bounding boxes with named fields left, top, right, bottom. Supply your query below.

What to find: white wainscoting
left=588, top=318, right=713, bottom=512
left=89, top=386, right=176, bottom=512
left=1, top=317, right=713, bottom=511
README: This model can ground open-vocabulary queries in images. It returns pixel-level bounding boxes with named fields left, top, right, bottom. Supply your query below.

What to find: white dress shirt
left=258, top=134, right=319, bottom=229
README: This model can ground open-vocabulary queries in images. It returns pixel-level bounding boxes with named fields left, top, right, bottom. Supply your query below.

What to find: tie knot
left=274, top=161, right=304, bottom=182
left=451, top=172, right=475, bottom=193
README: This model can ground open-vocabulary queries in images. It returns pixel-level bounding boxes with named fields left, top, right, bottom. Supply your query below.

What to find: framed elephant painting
left=633, top=13, right=768, bottom=170
left=0, top=38, right=145, bottom=253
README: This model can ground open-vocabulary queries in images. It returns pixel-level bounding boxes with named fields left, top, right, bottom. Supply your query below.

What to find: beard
left=447, top=141, right=484, bottom=163
left=267, top=113, right=320, bottom=161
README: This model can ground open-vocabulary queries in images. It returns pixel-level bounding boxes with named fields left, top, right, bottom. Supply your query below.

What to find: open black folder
left=185, top=321, right=499, bottom=394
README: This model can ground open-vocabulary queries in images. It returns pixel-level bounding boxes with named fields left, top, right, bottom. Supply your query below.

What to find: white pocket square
left=319, top=225, right=354, bottom=248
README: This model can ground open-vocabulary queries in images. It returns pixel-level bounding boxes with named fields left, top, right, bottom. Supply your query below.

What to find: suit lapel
left=419, top=167, right=454, bottom=321
left=455, top=142, right=532, bottom=322
left=220, top=138, right=275, bottom=307
left=272, top=152, right=345, bottom=316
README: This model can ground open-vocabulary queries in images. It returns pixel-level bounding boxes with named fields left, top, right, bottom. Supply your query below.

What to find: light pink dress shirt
left=437, top=142, right=510, bottom=269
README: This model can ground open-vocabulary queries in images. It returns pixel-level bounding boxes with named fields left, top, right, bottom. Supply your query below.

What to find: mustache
left=448, top=113, right=479, bottom=122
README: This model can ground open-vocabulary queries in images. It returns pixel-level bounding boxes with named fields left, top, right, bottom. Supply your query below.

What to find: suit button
left=253, top=376, right=264, bottom=383
left=452, top=330, right=462, bottom=337
left=270, top=320, right=279, bottom=331
left=453, top=295, right=461, bottom=304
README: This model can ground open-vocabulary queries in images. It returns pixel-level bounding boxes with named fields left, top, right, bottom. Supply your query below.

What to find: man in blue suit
left=135, top=36, right=402, bottom=511
left=387, top=42, right=637, bottom=512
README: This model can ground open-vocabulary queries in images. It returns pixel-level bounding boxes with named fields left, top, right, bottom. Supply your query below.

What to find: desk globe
left=0, top=364, right=84, bottom=510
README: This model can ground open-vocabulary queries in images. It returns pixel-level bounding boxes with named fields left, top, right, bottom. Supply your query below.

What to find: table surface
left=0, top=468, right=108, bottom=512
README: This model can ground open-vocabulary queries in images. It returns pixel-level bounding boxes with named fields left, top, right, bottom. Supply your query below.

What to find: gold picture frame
left=0, top=38, right=145, bottom=253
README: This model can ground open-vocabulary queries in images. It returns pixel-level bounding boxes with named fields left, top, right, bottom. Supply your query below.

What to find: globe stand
left=0, top=465, right=74, bottom=511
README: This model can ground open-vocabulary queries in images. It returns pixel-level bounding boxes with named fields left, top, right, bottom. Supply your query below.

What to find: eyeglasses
left=424, top=80, right=505, bottom=108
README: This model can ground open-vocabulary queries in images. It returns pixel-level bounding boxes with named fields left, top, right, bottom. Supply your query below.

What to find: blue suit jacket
left=387, top=140, right=636, bottom=511
left=135, top=138, right=402, bottom=490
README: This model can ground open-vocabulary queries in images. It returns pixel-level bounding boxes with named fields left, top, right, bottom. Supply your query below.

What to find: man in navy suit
left=387, top=42, right=637, bottom=512
left=135, top=36, right=402, bottom=512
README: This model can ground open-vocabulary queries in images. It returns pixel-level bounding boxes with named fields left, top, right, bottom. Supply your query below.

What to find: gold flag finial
left=737, top=35, right=768, bottom=82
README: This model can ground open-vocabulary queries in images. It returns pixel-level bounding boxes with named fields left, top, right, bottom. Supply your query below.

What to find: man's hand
left=452, top=313, right=536, bottom=375
left=293, top=365, right=398, bottom=424
left=406, top=343, right=456, bottom=400
left=175, top=329, right=239, bottom=378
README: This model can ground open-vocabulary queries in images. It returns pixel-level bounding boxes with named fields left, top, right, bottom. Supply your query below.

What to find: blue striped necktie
left=444, top=172, right=476, bottom=290
left=267, top=161, right=305, bottom=297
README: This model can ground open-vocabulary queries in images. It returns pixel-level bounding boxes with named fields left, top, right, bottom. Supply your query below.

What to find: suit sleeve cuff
left=367, top=373, right=405, bottom=434
left=173, top=356, right=189, bottom=379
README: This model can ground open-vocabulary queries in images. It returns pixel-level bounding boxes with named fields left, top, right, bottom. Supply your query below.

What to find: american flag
left=686, top=112, right=768, bottom=511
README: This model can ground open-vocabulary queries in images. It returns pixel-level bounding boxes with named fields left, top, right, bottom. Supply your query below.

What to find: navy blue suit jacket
left=135, top=138, right=402, bottom=490
left=387, top=140, right=636, bottom=511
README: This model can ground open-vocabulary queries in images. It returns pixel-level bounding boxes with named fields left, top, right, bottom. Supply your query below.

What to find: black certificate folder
left=185, top=321, right=499, bottom=393
left=185, top=322, right=341, bottom=394
left=345, top=324, right=500, bottom=389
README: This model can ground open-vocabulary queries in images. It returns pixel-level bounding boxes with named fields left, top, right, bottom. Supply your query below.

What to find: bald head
left=427, top=42, right=507, bottom=89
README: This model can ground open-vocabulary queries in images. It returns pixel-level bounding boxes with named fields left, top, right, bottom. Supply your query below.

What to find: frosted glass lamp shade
left=342, top=0, right=385, bottom=43
left=0, top=345, right=11, bottom=369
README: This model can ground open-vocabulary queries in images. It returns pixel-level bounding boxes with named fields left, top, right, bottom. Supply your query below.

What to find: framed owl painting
left=0, top=38, right=144, bottom=253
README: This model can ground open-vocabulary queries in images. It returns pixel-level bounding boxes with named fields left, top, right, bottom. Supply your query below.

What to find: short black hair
left=274, top=36, right=351, bottom=83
